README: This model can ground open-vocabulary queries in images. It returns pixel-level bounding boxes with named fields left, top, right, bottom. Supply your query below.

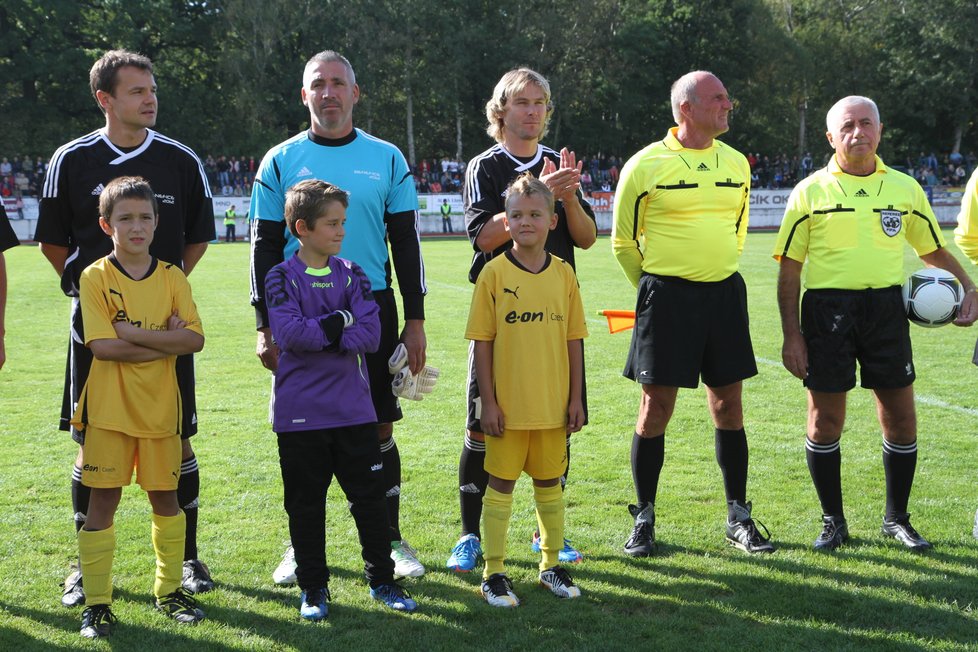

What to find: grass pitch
left=1, top=232, right=977, bottom=650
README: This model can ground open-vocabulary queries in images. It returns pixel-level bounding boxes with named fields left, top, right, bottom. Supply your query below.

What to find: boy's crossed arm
left=90, top=312, right=203, bottom=361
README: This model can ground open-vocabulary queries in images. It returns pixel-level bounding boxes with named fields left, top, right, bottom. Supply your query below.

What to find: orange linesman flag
left=598, top=309, right=636, bottom=334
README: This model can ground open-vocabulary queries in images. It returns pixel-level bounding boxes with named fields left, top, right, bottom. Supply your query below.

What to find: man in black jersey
left=446, top=68, right=596, bottom=572
left=0, top=205, right=17, bottom=370
left=34, top=50, right=216, bottom=606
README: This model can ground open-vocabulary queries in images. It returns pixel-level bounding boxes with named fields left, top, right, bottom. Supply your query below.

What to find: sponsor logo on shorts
left=370, top=463, right=383, bottom=471
left=155, top=193, right=176, bottom=205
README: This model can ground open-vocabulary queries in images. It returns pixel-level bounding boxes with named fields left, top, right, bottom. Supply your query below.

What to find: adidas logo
left=91, top=183, right=105, bottom=196
left=297, top=166, right=313, bottom=177
left=386, top=485, right=401, bottom=498
left=370, top=463, right=383, bottom=471
left=460, top=483, right=480, bottom=494
left=697, top=163, right=710, bottom=171
left=855, top=189, right=868, bottom=197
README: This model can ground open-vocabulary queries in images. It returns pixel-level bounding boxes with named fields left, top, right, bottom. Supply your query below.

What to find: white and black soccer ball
left=902, top=268, right=962, bottom=328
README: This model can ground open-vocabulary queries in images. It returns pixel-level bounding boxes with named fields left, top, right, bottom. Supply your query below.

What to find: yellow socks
left=78, top=525, right=116, bottom=606
left=534, top=483, right=565, bottom=570
left=152, top=511, right=186, bottom=598
left=482, top=487, right=513, bottom=579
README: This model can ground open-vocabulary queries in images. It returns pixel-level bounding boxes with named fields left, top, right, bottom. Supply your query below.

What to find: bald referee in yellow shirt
left=613, top=71, right=774, bottom=557
left=775, top=95, right=978, bottom=552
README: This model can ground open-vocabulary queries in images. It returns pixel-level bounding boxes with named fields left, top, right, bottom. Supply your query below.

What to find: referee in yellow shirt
left=775, top=96, right=978, bottom=552
left=953, top=164, right=978, bottom=539
left=612, top=71, right=774, bottom=557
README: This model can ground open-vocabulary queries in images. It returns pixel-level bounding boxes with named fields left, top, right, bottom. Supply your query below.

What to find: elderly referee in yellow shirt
left=612, top=70, right=774, bottom=558
left=775, top=95, right=978, bottom=552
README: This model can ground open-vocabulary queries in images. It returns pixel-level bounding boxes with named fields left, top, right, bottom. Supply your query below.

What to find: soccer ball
left=902, top=268, right=962, bottom=328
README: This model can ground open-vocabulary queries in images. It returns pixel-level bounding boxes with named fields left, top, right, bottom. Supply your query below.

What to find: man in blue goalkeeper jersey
left=250, top=50, right=428, bottom=582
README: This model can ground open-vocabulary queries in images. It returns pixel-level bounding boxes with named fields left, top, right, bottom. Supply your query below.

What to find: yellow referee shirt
left=71, top=256, right=203, bottom=438
left=465, top=252, right=588, bottom=430
left=612, top=127, right=750, bottom=287
left=773, top=155, right=944, bottom=289
left=954, top=167, right=978, bottom=264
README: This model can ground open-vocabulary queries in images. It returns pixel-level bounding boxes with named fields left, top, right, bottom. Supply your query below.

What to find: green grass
left=1, top=232, right=977, bottom=650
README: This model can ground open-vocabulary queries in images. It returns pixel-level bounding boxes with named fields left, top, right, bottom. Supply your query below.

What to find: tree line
left=1, top=0, right=975, bottom=166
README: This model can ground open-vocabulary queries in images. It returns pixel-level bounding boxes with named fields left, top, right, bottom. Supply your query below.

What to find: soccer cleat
left=182, top=559, right=215, bottom=594
left=391, top=539, right=425, bottom=578
left=531, top=532, right=584, bottom=564
left=623, top=503, right=656, bottom=557
left=61, top=566, right=85, bottom=607
left=446, top=533, right=482, bottom=572
left=481, top=573, right=520, bottom=608
left=726, top=501, right=776, bottom=554
left=882, top=513, right=932, bottom=550
left=539, top=566, right=582, bottom=599
left=80, top=603, right=116, bottom=639
left=273, top=543, right=298, bottom=585
left=299, top=587, right=330, bottom=621
left=155, top=587, right=206, bottom=624
left=814, top=515, right=849, bottom=551
left=370, top=582, right=418, bottom=612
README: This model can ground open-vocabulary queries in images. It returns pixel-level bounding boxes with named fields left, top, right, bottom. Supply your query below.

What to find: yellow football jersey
left=774, top=155, right=944, bottom=289
left=466, top=252, right=588, bottom=430
left=72, top=256, right=203, bottom=437
left=613, top=127, right=750, bottom=287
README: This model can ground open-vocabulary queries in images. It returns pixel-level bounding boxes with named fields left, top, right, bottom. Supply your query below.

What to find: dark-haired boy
left=72, top=176, right=205, bottom=638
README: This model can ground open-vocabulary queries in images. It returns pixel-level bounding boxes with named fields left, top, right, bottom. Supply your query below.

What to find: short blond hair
left=485, top=68, right=553, bottom=143
left=504, top=172, right=554, bottom=215
left=284, top=180, right=349, bottom=237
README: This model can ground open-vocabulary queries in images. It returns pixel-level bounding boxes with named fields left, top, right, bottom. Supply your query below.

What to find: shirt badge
left=879, top=209, right=902, bottom=237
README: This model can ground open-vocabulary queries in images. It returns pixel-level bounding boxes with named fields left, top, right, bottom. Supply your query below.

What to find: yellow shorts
left=484, top=426, right=567, bottom=481
left=81, top=427, right=181, bottom=491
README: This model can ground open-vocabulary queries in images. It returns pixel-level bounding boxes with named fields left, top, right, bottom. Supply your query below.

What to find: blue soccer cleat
left=446, top=534, right=482, bottom=572
left=531, top=531, right=583, bottom=564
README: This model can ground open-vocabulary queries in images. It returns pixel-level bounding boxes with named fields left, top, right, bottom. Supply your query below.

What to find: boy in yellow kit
left=70, top=176, right=205, bottom=638
left=465, top=174, right=587, bottom=607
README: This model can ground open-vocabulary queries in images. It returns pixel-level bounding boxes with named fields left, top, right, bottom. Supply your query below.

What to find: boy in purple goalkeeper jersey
left=265, top=180, right=418, bottom=620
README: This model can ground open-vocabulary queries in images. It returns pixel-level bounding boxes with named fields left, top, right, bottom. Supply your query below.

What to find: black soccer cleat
left=882, top=513, right=931, bottom=550
left=725, top=500, right=775, bottom=554
left=624, top=503, right=656, bottom=557
left=182, top=559, right=215, bottom=594
left=80, top=603, right=116, bottom=639
left=813, top=514, right=849, bottom=551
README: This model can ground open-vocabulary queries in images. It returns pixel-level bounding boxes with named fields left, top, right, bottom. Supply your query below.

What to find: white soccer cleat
left=391, top=539, right=426, bottom=578
left=273, top=543, right=297, bottom=585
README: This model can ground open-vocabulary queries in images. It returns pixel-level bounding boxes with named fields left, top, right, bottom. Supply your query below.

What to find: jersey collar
left=500, top=144, right=543, bottom=172
left=662, top=126, right=718, bottom=153
left=101, top=128, right=156, bottom=165
left=828, top=154, right=888, bottom=177
left=307, top=128, right=358, bottom=147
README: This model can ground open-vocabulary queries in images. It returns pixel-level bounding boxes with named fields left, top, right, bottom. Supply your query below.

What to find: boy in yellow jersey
left=465, top=174, right=587, bottom=607
left=70, top=176, right=205, bottom=638
left=775, top=96, right=977, bottom=552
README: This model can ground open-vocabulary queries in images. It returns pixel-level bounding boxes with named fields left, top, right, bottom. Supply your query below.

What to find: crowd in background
left=3, top=149, right=976, bottom=210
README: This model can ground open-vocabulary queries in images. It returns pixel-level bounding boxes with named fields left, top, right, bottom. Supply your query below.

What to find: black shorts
left=366, top=289, right=403, bottom=425
left=465, top=339, right=588, bottom=432
left=801, top=286, right=914, bottom=392
left=61, top=299, right=198, bottom=444
left=623, top=272, right=757, bottom=389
